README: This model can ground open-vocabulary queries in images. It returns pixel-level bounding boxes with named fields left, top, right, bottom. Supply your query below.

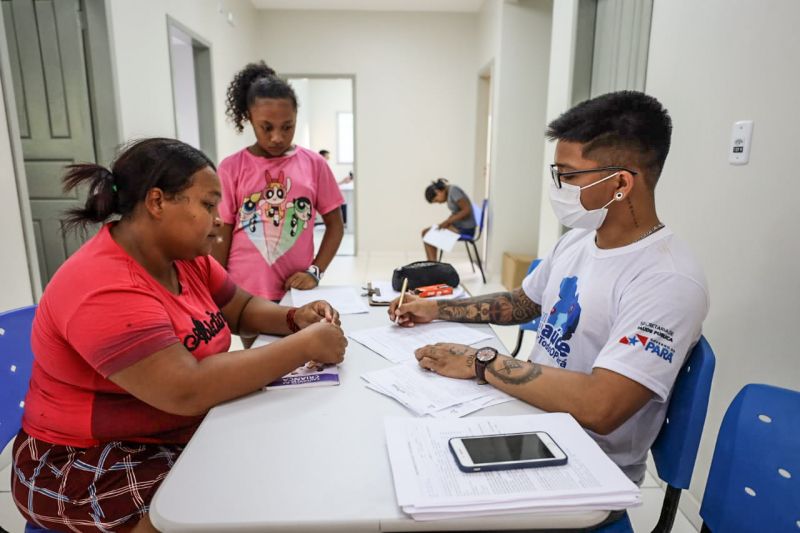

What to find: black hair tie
left=102, top=169, right=118, bottom=192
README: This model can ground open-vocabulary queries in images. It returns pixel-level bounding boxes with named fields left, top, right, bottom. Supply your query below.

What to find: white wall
left=0, top=74, right=34, bottom=310
left=646, top=0, right=800, bottom=525
left=536, top=0, right=578, bottom=258
left=107, top=0, right=262, bottom=161
left=479, top=0, right=553, bottom=276
left=257, top=9, right=478, bottom=254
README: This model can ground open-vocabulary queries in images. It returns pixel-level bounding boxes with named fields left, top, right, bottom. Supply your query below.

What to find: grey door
left=2, top=0, right=95, bottom=285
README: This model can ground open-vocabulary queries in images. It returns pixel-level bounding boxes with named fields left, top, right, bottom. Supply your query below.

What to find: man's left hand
left=295, top=300, right=341, bottom=328
left=415, top=343, right=477, bottom=379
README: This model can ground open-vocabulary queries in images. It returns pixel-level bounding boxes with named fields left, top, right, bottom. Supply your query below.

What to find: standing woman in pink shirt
left=213, top=61, right=344, bottom=346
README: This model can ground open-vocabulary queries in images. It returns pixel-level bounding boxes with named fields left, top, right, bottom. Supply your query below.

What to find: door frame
left=282, top=73, right=357, bottom=256
left=0, top=0, right=121, bottom=300
left=165, top=15, right=217, bottom=162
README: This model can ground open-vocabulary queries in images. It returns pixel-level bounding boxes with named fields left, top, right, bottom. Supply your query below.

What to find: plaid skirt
left=10, top=429, right=184, bottom=532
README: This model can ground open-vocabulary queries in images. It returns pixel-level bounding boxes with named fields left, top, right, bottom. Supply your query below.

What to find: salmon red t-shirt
left=23, top=224, right=235, bottom=447
left=217, top=146, right=344, bottom=300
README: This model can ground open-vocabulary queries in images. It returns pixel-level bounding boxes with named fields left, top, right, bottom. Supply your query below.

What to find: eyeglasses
left=549, top=164, right=638, bottom=189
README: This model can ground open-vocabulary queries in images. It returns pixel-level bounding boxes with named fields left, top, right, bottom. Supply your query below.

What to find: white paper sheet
left=422, top=225, right=461, bottom=252
left=361, top=360, right=512, bottom=415
left=426, top=394, right=513, bottom=418
left=349, top=322, right=493, bottom=363
left=290, top=286, right=369, bottom=315
left=384, top=413, right=640, bottom=521
left=368, top=280, right=466, bottom=303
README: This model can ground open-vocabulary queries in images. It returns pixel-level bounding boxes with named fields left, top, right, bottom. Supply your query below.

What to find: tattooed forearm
left=487, top=357, right=543, bottom=385
left=437, top=288, right=542, bottom=325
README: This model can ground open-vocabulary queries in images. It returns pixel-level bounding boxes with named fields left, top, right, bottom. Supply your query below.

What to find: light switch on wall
left=729, top=120, right=754, bottom=165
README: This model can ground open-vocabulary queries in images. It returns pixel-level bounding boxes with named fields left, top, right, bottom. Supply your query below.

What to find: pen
left=395, top=277, right=409, bottom=324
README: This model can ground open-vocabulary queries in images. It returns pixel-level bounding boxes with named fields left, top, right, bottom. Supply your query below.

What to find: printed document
left=349, top=322, right=493, bottom=363
left=384, top=412, right=640, bottom=520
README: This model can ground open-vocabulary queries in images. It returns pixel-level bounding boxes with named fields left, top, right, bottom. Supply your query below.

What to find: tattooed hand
left=414, top=343, right=478, bottom=380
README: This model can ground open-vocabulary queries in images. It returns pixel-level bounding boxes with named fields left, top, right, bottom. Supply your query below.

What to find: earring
left=615, top=192, right=624, bottom=201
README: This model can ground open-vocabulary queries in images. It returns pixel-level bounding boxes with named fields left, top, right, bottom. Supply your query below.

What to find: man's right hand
left=297, top=321, right=347, bottom=364
left=388, top=293, right=438, bottom=327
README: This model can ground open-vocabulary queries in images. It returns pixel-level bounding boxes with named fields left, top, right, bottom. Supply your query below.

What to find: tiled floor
left=0, top=250, right=699, bottom=532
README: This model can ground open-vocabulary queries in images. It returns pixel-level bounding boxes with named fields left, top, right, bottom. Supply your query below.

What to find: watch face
left=476, top=347, right=497, bottom=363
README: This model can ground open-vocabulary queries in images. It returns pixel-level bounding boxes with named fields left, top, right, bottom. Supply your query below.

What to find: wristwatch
left=306, top=265, right=323, bottom=283
left=474, top=347, right=498, bottom=385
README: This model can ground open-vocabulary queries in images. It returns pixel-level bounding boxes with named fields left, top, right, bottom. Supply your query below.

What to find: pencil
left=395, top=277, right=409, bottom=324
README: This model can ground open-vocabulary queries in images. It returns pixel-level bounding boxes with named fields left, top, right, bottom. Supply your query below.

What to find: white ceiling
left=249, top=0, right=484, bottom=13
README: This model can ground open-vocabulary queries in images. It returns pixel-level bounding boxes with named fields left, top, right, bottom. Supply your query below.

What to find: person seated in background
left=422, top=178, right=476, bottom=261
left=11, top=138, right=347, bottom=533
left=392, top=91, right=709, bottom=486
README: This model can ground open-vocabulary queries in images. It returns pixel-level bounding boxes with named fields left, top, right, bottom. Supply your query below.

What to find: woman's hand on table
left=296, top=321, right=347, bottom=365
left=295, top=300, right=341, bottom=327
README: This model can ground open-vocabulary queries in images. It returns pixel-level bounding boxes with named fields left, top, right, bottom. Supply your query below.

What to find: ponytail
left=62, top=164, right=118, bottom=233
left=61, top=138, right=214, bottom=233
left=226, top=60, right=298, bottom=133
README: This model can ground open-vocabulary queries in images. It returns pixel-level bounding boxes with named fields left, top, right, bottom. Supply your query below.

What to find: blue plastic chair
left=0, top=305, right=59, bottom=533
left=0, top=305, right=37, bottom=457
left=439, top=199, right=488, bottom=283
left=510, top=259, right=542, bottom=357
left=699, top=384, right=799, bottom=533
left=594, top=335, right=716, bottom=532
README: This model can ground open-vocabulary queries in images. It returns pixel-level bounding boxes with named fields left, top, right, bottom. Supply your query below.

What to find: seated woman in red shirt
left=10, top=138, right=347, bottom=533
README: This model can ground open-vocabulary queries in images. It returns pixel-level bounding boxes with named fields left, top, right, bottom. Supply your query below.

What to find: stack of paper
left=385, top=413, right=641, bottom=521
left=362, top=360, right=513, bottom=417
left=368, top=280, right=466, bottom=304
left=349, top=322, right=493, bottom=363
left=290, top=286, right=369, bottom=315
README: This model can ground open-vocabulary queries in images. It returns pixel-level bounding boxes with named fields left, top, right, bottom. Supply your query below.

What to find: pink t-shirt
left=218, top=146, right=344, bottom=300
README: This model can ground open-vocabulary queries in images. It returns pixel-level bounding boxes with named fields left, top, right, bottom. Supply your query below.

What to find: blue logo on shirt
left=537, top=276, right=582, bottom=368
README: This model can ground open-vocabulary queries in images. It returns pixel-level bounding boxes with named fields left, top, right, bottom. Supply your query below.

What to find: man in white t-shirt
left=390, top=91, right=709, bottom=484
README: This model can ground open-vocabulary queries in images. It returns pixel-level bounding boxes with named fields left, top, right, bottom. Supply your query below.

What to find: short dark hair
left=225, top=60, right=299, bottom=133
left=425, top=178, right=448, bottom=203
left=546, top=91, right=672, bottom=187
left=62, top=138, right=215, bottom=232
left=319, top=149, right=330, bottom=157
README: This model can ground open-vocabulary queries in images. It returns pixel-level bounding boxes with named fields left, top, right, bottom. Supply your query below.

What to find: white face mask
left=548, top=172, right=619, bottom=229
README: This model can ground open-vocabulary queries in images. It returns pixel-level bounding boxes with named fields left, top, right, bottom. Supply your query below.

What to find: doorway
left=287, top=75, right=356, bottom=256
left=167, top=17, right=216, bottom=162
left=1, top=0, right=119, bottom=294
left=2, top=0, right=94, bottom=287
left=473, top=64, right=493, bottom=264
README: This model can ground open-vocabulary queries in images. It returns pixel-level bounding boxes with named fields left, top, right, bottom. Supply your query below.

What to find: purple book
left=265, top=362, right=340, bottom=390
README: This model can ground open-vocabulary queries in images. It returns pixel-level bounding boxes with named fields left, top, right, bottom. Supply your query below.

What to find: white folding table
left=150, top=296, right=610, bottom=532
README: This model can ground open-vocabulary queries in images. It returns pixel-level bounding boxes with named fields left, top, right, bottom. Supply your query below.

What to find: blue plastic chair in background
left=593, top=335, right=716, bottom=533
left=0, top=305, right=37, bottom=459
left=0, top=305, right=59, bottom=533
left=699, top=383, right=799, bottom=533
left=439, top=199, right=488, bottom=283
left=510, top=258, right=542, bottom=357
